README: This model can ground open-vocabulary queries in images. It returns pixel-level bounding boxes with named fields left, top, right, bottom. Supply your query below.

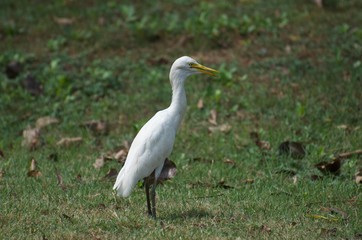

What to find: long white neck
left=168, top=69, right=188, bottom=130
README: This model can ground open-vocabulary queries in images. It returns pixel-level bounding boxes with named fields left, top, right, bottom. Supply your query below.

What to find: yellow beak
left=190, top=63, right=218, bottom=77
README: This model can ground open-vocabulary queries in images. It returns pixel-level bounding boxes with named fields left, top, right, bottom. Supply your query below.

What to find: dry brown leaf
left=22, top=127, right=41, bottom=150
left=27, top=170, right=42, bottom=177
left=208, top=109, right=218, bottom=125
left=256, top=140, right=271, bottom=151
left=314, top=0, right=323, bottom=7
left=36, top=116, right=59, bottom=129
left=260, top=224, right=272, bottom=234
left=355, top=176, right=362, bottom=184
left=321, top=207, right=348, bottom=220
left=208, top=123, right=231, bottom=134
left=159, top=158, right=177, bottom=181
left=82, top=120, right=108, bottom=135
left=56, top=170, right=66, bottom=190
left=250, top=131, right=271, bottom=151
left=76, top=174, right=82, bottom=181
left=217, top=179, right=234, bottom=189
left=315, top=159, right=341, bottom=176
left=98, top=17, right=105, bottom=26
left=355, top=169, right=362, bottom=184
left=278, top=141, right=306, bottom=159
left=197, top=98, right=204, bottom=109
left=56, top=137, right=82, bottom=147
left=146, top=158, right=177, bottom=184
left=240, top=179, right=254, bottom=184
left=27, top=159, right=42, bottom=178
left=223, top=158, right=235, bottom=165
left=103, top=168, right=118, bottom=179
left=337, top=149, right=362, bottom=160
left=54, top=17, right=75, bottom=25
left=114, top=149, right=127, bottom=162
left=93, top=157, right=105, bottom=169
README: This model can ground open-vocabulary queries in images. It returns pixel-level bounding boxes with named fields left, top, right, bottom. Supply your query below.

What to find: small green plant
left=47, top=36, right=67, bottom=51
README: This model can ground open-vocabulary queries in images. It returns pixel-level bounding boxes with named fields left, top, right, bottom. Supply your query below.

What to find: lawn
left=0, top=0, right=361, bottom=239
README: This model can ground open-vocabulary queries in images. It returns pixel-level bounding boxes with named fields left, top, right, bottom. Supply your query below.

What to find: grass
left=0, top=0, right=361, bottom=239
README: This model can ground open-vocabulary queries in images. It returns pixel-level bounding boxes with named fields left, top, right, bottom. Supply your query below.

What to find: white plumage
left=113, top=56, right=218, bottom=218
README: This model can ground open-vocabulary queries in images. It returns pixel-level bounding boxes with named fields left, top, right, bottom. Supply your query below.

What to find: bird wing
left=113, top=110, right=177, bottom=197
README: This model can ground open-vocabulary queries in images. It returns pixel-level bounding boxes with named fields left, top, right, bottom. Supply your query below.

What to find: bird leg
left=144, top=178, right=152, bottom=216
left=150, top=170, right=157, bottom=219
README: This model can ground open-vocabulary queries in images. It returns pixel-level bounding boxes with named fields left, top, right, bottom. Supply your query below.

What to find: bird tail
left=113, top=167, right=136, bottom=197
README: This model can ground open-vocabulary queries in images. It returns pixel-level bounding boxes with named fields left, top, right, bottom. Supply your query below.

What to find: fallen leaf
left=22, top=75, right=43, bottom=96
left=27, top=159, right=42, bottom=178
left=5, top=61, right=22, bottom=79
left=217, top=179, right=234, bottom=189
left=208, top=123, right=231, bottom=134
left=315, top=159, right=341, bottom=175
left=223, top=158, right=235, bottom=165
left=76, top=174, right=82, bottom=181
left=208, top=109, right=218, bottom=125
left=93, top=157, right=105, bottom=169
left=103, top=168, right=118, bottom=179
left=29, top=158, right=36, bottom=171
left=260, top=224, right=272, bottom=234
left=314, top=0, right=323, bottom=7
left=337, top=124, right=349, bottom=130
left=36, top=116, right=59, bottom=129
left=240, top=179, right=254, bottom=184
left=197, top=98, right=204, bottom=109
left=306, top=214, right=338, bottom=221
left=98, top=17, right=105, bottom=26
left=97, top=203, right=106, bottom=209
left=147, top=158, right=177, bottom=184
left=22, top=127, right=41, bottom=150
left=56, top=137, right=82, bottom=147
left=159, top=158, right=177, bottom=181
left=337, top=149, right=362, bottom=160
left=250, top=132, right=271, bottom=151
left=292, top=175, right=298, bottom=184
left=321, top=207, right=348, bottom=220
left=82, top=120, right=108, bottom=135
left=54, top=17, right=75, bottom=25
left=114, top=149, right=127, bottom=163
left=61, top=213, right=73, bottom=223
left=355, top=169, right=362, bottom=184
left=256, top=140, right=271, bottom=151
left=278, top=141, right=306, bottom=159
left=55, top=170, right=66, bottom=190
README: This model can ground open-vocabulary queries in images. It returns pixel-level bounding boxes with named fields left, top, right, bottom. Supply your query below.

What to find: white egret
left=113, top=56, right=218, bottom=219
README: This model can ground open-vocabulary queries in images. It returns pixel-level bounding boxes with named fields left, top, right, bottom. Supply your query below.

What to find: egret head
left=169, top=56, right=218, bottom=85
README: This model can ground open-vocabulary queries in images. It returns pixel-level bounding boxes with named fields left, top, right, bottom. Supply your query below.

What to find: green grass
left=1, top=0, right=361, bottom=239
